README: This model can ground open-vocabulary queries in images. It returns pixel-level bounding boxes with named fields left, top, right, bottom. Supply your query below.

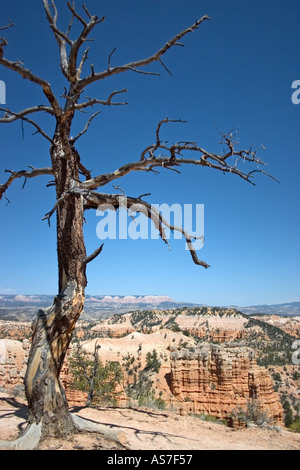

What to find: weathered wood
left=71, top=414, right=130, bottom=448
left=23, top=125, right=88, bottom=438
left=24, top=281, right=85, bottom=438
left=0, top=423, right=42, bottom=450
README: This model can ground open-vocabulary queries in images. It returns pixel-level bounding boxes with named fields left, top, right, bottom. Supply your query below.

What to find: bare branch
left=0, top=167, right=54, bottom=201
left=43, top=0, right=71, bottom=79
left=77, top=47, right=90, bottom=80
left=66, top=0, right=75, bottom=37
left=0, top=105, right=54, bottom=122
left=71, top=111, right=101, bottom=143
left=0, top=22, right=14, bottom=31
left=74, top=89, right=128, bottom=111
left=125, top=67, right=160, bottom=77
left=68, top=144, right=92, bottom=180
left=158, top=58, right=172, bottom=76
left=79, top=120, right=278, bottom=190
left=108, top=47, right=116, bottom=69
left=75, top=16, right=211, bottom=92
left=66, top=2, right=88, bottom=27
left=51, top=24, right=73, bottom=46
left=0, top=56, right=62, bottom=116
left=112, top=184, right=125, bottom=195
left=1, top=8, right=61, bottom=110
left=42, top=192, right=67, bottom=226
left=82, top=190, right=209, bottom=269
left=0, top=107, right=54, bottom=143
left=82, top=4, right=92, bottom=20
left=66, top=2, right=105, bottom=82
left=82, top=243, right=104, bottom=265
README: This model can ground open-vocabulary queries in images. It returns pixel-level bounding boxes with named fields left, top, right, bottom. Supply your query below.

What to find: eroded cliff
left=169, top=344, right=283, bottom=425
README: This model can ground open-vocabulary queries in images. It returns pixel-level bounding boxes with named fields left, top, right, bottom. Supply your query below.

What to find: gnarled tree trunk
left=24, top=282, right=84, bottom=439
left=24, top=135, right=87, bottom=439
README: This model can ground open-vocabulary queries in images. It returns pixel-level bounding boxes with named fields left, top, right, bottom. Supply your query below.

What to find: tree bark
left=24, top=283, right=84, bottom=439
left=24, top=132, right=87, bottom=439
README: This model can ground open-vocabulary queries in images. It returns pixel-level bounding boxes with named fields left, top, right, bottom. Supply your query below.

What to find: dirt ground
left=0, top=392, right=299, bottom=451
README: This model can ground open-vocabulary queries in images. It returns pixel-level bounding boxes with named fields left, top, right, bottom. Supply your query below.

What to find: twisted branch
left=75, top=15, right=211, bottom=92
left=0, top=107, right=54, bottom=142
left=0, top=22, right=14, bottom=31
left=43, top=0, right=70, bottom=78
left=79, top=119, right=278, bottom=191
left=0, top=167, right=54, bottom=201
left=41, top=183, right=208, bottom=267
left=83, top=243, right=104, bottom=265
left=71, top=111, right=101, bottom=143
left=0, top=105, right=54, bottom=122
left=73, top=89, right=128, bottom=111
left=0, top=56, right=62, bottom=116
left=85, top=190, right=209, bottom=268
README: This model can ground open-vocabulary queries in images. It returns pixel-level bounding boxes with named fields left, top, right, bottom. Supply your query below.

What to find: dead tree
left=0, top=2, right=276, bottom=448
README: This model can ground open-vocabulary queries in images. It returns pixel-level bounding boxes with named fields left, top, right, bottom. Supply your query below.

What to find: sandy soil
left=0, top=393, right=299, bottom=451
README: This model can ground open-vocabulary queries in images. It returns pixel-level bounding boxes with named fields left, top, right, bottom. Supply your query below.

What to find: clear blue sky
left=0, top=0, right=299, bottom=307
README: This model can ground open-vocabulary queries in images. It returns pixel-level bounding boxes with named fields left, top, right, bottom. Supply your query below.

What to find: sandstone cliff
left=0, top=327, right=286, bottom=428
left=0, top=339, right=30, bottom=392
left=169, top=344, right=283, bottom=425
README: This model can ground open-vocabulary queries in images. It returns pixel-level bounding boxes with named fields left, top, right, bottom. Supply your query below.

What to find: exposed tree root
left=71, top=414, right=131, bottom=449
left=0, top=414, right=130, bottom=450
left=0, top=422, right=42, bottom=450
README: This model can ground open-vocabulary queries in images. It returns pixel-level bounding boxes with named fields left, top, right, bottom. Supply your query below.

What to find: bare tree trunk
left=24, top=134, right=87, bottom=439
left=24, top=283, right=84, bottom=438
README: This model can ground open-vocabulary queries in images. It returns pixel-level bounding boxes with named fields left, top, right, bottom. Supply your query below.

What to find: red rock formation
left=0, top=339, right=30, bottom=392
left=0, top=332, right=284, bottom=428
left=169, top=344, right=283, bottom=426
left=252, top=315, right=300, bottom=338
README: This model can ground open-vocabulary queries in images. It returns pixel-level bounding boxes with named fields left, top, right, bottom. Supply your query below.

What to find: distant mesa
left=0, top=294, right=300, bottom=322
left=86, top=295, right=175, bottom=305
left=13, top=295, right=40, bottom=303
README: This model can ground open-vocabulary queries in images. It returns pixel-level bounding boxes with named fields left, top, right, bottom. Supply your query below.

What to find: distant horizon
left=1, top=1, right=299, bottom=311
left=0, top=291, right=300, bottom=308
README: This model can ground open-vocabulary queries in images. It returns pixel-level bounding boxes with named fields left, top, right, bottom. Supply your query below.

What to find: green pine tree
left=69, top=342, right=123, bottom=407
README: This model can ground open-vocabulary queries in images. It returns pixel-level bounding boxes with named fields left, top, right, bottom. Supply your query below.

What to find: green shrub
left=69, top=342, right=123, bottom=407
left=191, top=413, right=228, bottom=426
left=230, top=399, right=272, bottom=427
left=288, top=416, right=300, bottom=433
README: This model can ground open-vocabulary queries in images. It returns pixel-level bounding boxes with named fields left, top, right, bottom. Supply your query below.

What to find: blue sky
left=0, top=0, right=299, bottom=306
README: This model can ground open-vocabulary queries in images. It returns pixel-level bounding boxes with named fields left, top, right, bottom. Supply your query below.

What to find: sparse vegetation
left=288, top=416, right=300, bottom=433
left=281, top=395, right=294, bottom=428
left=69, top=342, right=123, bottom=407
left=243, top=318, right=294, bottom=366
left=123, top=347, right=165, bottom=410
left=272, top=372, right=282, bottom=382
left=1, top=303, right=299, bottom=443
left=190, top=413, right=228, bottom=426
left=230, top=399, right=273, bottom=427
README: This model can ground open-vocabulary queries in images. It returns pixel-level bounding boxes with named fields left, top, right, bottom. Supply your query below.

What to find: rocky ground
left=0, top=392, right=299, bottom=451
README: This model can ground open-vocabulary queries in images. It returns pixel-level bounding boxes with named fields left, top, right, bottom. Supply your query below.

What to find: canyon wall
left=0, top=336, right=284, bottom=428
left=169, top=344, right=283, bottom=425
left=0, top=339, right=30, bottom=392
